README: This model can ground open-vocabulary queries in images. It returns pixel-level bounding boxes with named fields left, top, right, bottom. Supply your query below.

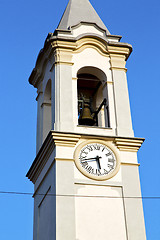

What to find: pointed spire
left=58, top=0, right=110, bottom=34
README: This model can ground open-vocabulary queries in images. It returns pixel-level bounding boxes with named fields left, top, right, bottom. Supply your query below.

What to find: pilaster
left=121, top=164, right=146, bottom=239
left=27, top=131, right=81, bottom=240
left=51, top=45, right=75, bottom=132
left=108, top=45, right=134, bottom=137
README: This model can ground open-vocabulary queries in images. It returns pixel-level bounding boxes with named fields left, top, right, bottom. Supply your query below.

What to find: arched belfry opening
left=77, top=67, right=110, bottom=128
left=42, top=79, right=52, bottom=141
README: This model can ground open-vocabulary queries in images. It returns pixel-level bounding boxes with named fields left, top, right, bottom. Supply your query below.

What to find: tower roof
left=57, top=0, right=110, bottom=34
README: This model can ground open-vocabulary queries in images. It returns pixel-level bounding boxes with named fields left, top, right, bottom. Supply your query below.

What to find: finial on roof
left=58, top=0, right=110, bottom=34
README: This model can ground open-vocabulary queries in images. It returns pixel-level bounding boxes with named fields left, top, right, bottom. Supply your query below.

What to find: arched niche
left=42, top=79, right=52, bottom=141
left=77, top=67, right=110, bottom=128
left=44, top=79, right=51, bottom=101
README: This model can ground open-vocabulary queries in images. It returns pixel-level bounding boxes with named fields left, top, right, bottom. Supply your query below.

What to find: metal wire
left=0, top=191, right=159, bottom=199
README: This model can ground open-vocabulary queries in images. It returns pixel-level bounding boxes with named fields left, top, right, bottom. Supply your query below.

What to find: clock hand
left=96, top=156, right=101, bottom=169
left=81, top=157, right=102, bottom=162
left=81, top=157, right=98, bottom=162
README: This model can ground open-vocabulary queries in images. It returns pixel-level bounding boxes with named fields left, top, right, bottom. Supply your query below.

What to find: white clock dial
left=74, top=141, right=120, bottom=180
left=79, top=143, right=116, bottom=176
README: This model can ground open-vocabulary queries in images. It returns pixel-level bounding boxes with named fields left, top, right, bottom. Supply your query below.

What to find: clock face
left=74, top=141, right=120, bottom=180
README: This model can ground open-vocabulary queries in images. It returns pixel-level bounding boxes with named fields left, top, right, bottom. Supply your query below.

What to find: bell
left=79, top=103, right=95, bottom=126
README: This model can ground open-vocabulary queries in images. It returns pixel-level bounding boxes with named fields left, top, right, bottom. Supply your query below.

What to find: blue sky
left=0, top=0, right=160, bottom=239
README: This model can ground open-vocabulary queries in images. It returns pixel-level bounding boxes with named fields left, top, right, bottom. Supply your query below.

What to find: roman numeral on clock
left=108, top=158, right=115, bottom=163
left=86, top=146, right=93, bottom=152
left=93, top=144, right=100, bottom=150
left=105, top=152, right=111, bottom=157
left=104, top=169, right=108, bottom=174
left=108, top=163, right=114, bottom=170
left=96, top=169, right=101, bottom=175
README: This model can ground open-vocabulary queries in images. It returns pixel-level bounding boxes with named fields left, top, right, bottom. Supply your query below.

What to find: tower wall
left=27, top=2, right=146, bottom=239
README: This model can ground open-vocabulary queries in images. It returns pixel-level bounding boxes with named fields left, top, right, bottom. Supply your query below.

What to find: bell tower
left=27, top=0, right=146, bottom=239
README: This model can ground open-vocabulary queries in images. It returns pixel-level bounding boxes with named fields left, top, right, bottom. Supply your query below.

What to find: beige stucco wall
left=29, top=25, right=145, bottom=240
left=30, top=133, right=146, bottom=240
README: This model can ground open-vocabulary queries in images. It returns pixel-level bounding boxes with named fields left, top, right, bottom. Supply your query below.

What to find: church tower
left=27, top=0, right=146, bottom=239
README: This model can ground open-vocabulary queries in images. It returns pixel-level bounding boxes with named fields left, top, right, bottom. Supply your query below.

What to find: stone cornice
left=27, top=130, right=144, bottom=183
left=108, top=42, right=132, bottom=60
left=29, top=68, right=42, bottom=88
left=26, top=131, right=81, bottom=183
left=51, top=132, right=81, bottom=147
left=114, top=138, right=144, bottom=152
left=29, top=44, right=53, bottom=88
left=108, top=45, right=132, bottom=72
left=108, top=45, right=131, bottom=60
left=29, top=34, right=132, bottom=88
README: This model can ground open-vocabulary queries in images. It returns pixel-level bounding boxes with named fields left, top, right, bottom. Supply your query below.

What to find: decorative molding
left=114, top=138, right=144, bottom=152
left=74, top=44, right=108, bottom=57
left=109, top=55, right=127, bottom=72
left=51, top=132, right=80, bottom=147
left=27, top=131, right=144, bottom=183
left=41, top=102, right=51, bottom=107
left=103, top=81, right=113, bottom=85
left=121, top=162, right=140, bottom=166
left=36, top=90, right=43, bottom=101
left=29, top=35, right=132, bottom=88
left=74, top=181, right=123, bottom=187
left=50, top=61, right=74, bottom=72
left=53, top=48, right=74, bottom=65
left=54, top=62, right=74, bottom=66
left=107, top=45, right=132, bottom=72
left=51, top=40, right=76, bottom=51
left=110, top=67, right=127, bottom=72
left=74, top=37, right=108, bottom=57
left=29, top=45, right=53, bottom=88
left=55, top=157, right=74, bottom=161
left=72, top=77, right=77, bottom=81
left=26, top=131, right=81, bottom=183
left=107, top=45, right=131, bottom=59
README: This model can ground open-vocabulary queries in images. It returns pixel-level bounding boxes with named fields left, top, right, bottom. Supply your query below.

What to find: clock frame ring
left=74, top=139, right=121, bottom=181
